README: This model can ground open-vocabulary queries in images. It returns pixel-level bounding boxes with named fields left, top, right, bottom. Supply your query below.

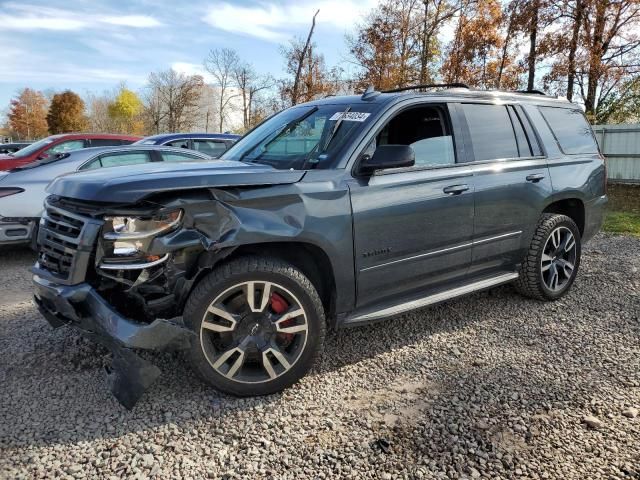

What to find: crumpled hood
left=46, top=160, right=306, bottom=203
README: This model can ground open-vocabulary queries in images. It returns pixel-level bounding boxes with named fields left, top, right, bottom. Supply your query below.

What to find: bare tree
left=291, top=9, right=320, bottom=105
left=233, top=63, right=274, bottom=131
left=204, top=48, right=240, bottom=132
left=144, top=69, right=204, bottom=133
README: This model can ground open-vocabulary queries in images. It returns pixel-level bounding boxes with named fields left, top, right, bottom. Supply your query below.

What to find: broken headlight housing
left=102, top=210, right=183, bottom=258
left=104, top=210, right=183, bottom=241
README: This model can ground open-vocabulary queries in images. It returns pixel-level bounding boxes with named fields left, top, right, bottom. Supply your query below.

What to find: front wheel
left=183, top=256, right=325, bottom=396
left=515, top=214, right=582, bottom=301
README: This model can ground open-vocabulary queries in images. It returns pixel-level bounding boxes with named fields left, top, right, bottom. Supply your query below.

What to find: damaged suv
left=33, top=85, right=607, bottom=408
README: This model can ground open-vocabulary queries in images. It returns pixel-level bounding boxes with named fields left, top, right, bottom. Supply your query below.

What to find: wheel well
left=544, top=199, right=585, bottom=236
left=221, top=242, right=336, bottom=317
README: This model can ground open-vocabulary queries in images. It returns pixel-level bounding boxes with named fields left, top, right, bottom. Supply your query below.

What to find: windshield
left=221, top=104, right=376, bottom=170
left=8, top=137, right=56, bottom=158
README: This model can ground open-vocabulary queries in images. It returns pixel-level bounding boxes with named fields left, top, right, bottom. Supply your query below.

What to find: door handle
left=526, top=173, right=545, bottom=183
left=443, top=184, right=470, bottom=195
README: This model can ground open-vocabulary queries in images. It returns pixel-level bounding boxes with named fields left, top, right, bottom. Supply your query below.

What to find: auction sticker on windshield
left=329, top=112, right=371, bottom=122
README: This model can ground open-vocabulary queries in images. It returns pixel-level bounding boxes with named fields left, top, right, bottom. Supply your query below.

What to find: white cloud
left=0, top=3, right=162, bottom=31
left=203, top=0, right=377, bottom=42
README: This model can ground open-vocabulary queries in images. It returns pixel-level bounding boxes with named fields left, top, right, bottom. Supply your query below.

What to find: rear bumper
left=0, top=218, right=35, bottom=245
left=583, top=194, right=608, bottom=243
left=32, top=272, right=195, bottom=408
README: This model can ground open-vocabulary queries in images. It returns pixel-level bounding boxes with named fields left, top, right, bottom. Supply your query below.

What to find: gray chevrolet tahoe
left=32, top=85, right=607, bottom=408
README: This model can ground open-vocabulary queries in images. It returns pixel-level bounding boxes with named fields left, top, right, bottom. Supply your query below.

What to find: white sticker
left=329, top=111, right=371, bottom=122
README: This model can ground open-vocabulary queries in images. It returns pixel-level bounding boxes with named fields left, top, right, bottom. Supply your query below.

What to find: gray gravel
left=1, top=233, right=639, bottom=479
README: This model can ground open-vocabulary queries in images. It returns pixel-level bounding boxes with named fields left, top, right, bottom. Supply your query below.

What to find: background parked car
left=135, top=133, right=240, bottom=158
left=0, top=133, right=141, bottom=171
left=0, top=142, right=31, bottom=155
left=0, top=145, right=215, bottom=247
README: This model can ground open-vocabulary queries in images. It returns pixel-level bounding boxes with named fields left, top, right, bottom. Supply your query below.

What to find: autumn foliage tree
left=108, top=87, right=144, bottom=134
left=46, top=90, right=88, bottom=134
left=280, top=39, right=341, bottom=105
left=8, top=88, right=49, bottom=139
left=442, top=0, right=522, bottom=88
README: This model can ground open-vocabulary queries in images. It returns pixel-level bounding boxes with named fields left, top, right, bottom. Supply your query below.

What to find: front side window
left=461, top=104, right=519, bottom=161
left=371, top=105, right=455, bottom=167
left=193, top=140, right=227, bottom=158
left=539, top=106, right=599, bottom=154
left=221, top=104, right=377, bottom=170
left=46, top=140, right=85, bottom=155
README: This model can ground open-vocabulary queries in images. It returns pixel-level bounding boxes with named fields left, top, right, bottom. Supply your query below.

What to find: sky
left=0, top=0, right=378, bottom=114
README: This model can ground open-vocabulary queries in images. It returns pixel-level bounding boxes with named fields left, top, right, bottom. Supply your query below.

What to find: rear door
left=455, top=102, right=552, bottom=277
left=349, top=101, right=475, bottom=309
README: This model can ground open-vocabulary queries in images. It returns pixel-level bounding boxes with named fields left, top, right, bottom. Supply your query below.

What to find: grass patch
left=603, top=211, right=640, bottom=236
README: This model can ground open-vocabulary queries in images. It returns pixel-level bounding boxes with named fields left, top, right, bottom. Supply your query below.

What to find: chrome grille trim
left=34, top=199, right=104, bottom=285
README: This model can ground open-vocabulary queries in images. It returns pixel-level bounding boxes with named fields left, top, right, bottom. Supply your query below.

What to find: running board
left=343, top=272, right=519, bottom=326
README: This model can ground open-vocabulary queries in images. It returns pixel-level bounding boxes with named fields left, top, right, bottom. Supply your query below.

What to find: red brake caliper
left=270, top=292, right=294, bottom=343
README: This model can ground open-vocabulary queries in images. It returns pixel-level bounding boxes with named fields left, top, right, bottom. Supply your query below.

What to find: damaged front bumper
left=32, top=271, right=195, bottom=409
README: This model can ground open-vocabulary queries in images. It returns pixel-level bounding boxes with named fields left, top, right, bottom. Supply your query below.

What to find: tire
left=515, top=213, right=582, bottom=301
left=29, top=222, right=39, bottom=252
left=183, top=256, right=326, bottom=396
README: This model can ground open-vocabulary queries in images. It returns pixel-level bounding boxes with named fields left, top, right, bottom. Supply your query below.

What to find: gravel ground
left=0, top=233, right=638, bottom=480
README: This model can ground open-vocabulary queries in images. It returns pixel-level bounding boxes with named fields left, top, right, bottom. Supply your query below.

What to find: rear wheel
left=515, top=214, right=581, bottom=300
left=184, top=256, right=325, bottom=396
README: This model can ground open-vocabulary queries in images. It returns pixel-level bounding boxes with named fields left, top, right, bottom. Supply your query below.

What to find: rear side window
left=161, top=151, right=205, bottom=163
left=538, top=107, right=598, bottom=154
left=91, top=138, right=123, bottom=147
left=165, top=139, right=189, bottom=149
left=461, top=104, right=519, bottom=161
left=82, top=151, right=152, bottom=170
left=193, top=139, right=227, bottom=157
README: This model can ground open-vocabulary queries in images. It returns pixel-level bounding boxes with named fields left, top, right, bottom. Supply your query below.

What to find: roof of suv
left=302, top=88, right=573, bottom=109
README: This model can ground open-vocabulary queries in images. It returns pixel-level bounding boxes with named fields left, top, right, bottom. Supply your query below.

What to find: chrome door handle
left=443, top=184, right=470, bottom=195
left=526, top=173, right=545, bottom=183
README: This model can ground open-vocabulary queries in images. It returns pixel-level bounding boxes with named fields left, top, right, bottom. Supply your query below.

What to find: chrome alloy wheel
left=199, top=281, right=308, bottom=384
left=541, top=226, right=577, bottom=292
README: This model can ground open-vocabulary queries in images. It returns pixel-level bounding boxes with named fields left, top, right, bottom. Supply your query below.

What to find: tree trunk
left=527, top=1, right=539, bottom=91
left=420, top=0, right=431, bottom=84
left=292, top=10, right=319, bottom=105
left=585, top=1, right=607, bottom=115
left=497, top=3, right=517, bottom=89
left=566, top=0, right=584, bottom=102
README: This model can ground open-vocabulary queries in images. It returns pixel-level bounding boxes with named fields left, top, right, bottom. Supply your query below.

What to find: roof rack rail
left=381, top=83, right=470, bottom=93
left=514, top=89, right=546, bottom=96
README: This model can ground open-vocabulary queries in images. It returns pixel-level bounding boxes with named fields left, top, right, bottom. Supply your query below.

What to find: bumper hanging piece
left=33, top=273, right=195, bottom=409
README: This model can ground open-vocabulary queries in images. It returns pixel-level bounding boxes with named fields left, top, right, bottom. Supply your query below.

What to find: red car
left=0, top=133, right=142, bottom=171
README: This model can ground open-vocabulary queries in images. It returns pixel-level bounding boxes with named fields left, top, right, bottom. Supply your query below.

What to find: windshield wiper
left=322, top=106, right=351, bottom=152
left=303, top=105, right=352, bottom=169
left=239, top=106, right=319, bottom=164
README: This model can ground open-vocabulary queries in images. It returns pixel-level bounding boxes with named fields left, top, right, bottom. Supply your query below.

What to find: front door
left=349, top=102, right=475, bottom=310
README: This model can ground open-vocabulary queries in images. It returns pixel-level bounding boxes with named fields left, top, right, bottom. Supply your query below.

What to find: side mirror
left=360, top=145, right=415, bottom=173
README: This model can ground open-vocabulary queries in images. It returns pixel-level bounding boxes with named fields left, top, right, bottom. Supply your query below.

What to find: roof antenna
left=361, top=85, right=380, bottom=101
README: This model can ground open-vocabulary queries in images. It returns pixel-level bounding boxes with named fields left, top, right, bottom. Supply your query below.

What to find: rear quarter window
left=538, top=107, right=599, bottom=155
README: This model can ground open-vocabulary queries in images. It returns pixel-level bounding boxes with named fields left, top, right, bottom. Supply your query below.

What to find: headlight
left=104, top=210, right=183, bottom=240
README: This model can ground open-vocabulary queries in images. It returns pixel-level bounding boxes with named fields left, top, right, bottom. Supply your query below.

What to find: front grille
left=36, top=200, right=103, bottom=284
